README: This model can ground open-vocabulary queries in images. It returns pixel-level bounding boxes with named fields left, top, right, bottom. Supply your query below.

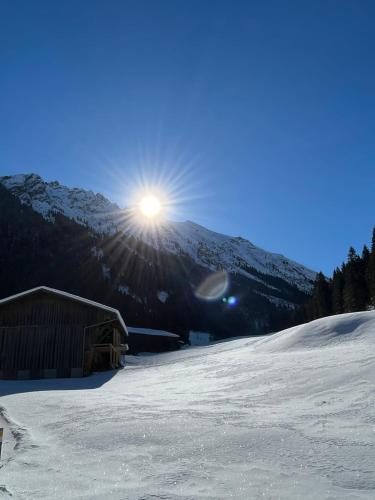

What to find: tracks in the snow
left=0, top=405, right=38, bottom=497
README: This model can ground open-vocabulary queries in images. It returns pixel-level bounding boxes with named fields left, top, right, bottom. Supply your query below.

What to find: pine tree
left=331, top=266, right=344, bottom=314
left=369, top=227, right=375, bottom=307
left=311, top=272, right=331, bottom=318
left=343, top=246, right=367, bottom=312
left=343, top=247, right=358, bottom=312
left=361, top=245, right=370, bottom=307
left=299, top=226, right=375, bottom=324
left=362, top=244, right=370, bottom=264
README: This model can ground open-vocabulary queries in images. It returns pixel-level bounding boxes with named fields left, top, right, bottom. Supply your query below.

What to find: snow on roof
left=0, top=286, right=128, bottom=335
left=127, top=326, right=179, bottom=338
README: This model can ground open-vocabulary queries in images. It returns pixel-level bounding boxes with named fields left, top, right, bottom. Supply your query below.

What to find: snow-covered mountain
left=0, top=173, right=316, bottom=293
left=141, top=219, right=315, bottom=293
left=0, top=173, right=120, bottom=233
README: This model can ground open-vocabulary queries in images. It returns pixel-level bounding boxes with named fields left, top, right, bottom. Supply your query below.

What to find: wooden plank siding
left=0, top=294, right=115, bottom=327
left=0, top=325, right=84, bottom=379
left=0, top=289, right=126, bottom=379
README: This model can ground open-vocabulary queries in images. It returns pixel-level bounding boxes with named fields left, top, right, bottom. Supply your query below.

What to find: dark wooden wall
left=0, top=290, right=119, bottom=379
left=0, top=325, right=84, bottom=378
left=128, top=333, right=180, bottom=355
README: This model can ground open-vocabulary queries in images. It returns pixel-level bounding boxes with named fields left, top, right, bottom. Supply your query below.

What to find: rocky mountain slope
left=0, top=174, right=315, bottom=290
left=0, top=173, right=316, bottom=337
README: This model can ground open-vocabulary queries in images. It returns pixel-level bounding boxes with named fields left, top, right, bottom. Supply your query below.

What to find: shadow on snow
left=0, top=369, right=119, bottom=397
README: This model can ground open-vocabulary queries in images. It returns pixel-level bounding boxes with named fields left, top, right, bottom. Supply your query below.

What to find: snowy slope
left=1, top=311, right=375, bottom=499
left=140, top=219, right=316, bottom=292
left=0, top=173, right=120, bottom=234
left=0, top=173, right=316, bottom=292
left=256, top=310, right=375, bottom=351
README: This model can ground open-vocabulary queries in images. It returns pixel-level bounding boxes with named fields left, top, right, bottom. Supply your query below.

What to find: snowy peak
left=136, top=219, right=316, bottom=293
left=0, top=173, right=120, bottom=233
left=0, top=173, right=316, bottom=293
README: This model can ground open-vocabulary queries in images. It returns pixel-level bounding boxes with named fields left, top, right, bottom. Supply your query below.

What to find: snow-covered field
left=1, top=311, right=375, bottom=499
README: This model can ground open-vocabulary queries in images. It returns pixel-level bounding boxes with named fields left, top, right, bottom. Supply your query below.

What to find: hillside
left=1, top=311, right=374, bottom=499
left=0, top=174, right=315, bottom=293
left=0, top=174, right=315, bottom=337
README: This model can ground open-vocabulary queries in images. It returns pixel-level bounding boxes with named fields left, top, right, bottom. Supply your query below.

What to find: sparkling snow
left=1, top=311, right=375, bottom=499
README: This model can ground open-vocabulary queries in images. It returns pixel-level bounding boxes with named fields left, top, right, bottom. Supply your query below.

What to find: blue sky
left=0, top=0, right=374, bottom=274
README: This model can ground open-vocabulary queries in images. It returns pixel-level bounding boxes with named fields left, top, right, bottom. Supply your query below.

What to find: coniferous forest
left=300, top=227, right=375, bottom=322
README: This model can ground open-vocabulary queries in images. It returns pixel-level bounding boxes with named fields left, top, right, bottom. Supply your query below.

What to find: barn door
left=0, top=325, right=84, bottom=379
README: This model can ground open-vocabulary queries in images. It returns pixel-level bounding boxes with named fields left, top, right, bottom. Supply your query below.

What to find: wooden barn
left=0, top=286, right=129, bottom=380
left=127, top=326, right=181, bottom=354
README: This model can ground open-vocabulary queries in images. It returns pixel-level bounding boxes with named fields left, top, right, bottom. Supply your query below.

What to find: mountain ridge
left=0, top=173, right=316, bottom=294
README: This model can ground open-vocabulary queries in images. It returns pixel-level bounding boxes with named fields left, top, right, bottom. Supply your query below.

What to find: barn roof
left=127, top=326, right=179, bottom=338
left=0, top=286, right=128, bottom=335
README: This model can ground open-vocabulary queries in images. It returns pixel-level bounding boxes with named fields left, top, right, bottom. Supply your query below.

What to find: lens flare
left=195, top=271, right=229, bottom=301
left=227, top=296, right=237, bottom=306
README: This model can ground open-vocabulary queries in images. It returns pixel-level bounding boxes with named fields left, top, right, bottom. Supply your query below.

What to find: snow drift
left=0, top=311, right=375, bottom=499
left=256, top=310, right=375, bottom=352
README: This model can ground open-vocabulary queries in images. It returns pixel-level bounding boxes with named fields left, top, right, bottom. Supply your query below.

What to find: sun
left=139, top=194, right=162, bottom=218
